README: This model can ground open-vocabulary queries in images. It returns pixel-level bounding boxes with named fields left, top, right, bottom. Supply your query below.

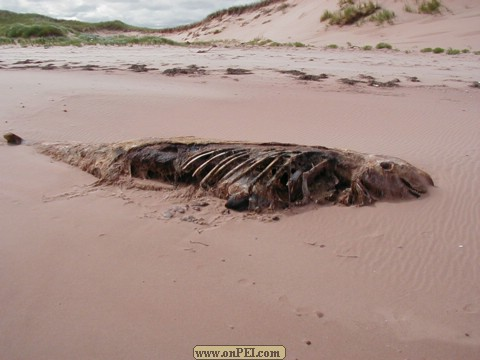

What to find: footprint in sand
left=295, top=307, right=325, bottom=319
left=237, top=278, right=255, bottom=286
left=463, top=303, right=479, bottom=313
left=294, top=307, right=311, bottom=317
left=279, top=296, right=324, bottom=319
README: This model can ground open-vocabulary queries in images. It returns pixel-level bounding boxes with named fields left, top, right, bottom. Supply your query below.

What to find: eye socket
left=380, top=161, right=394, bottom=171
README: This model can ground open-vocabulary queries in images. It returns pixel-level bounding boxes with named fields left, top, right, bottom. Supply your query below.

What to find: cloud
left=2, top=0, right=257, bottom=28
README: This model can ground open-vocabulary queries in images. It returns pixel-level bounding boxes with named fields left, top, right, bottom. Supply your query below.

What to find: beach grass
left=446, top=48, right=461, bottom=55
left=404, top=4, right=415, bottom=13
left=320, top=1, right=395, bottom=26
left=369, top=9, right=396, bottom=25
left=246, top=37, right=306, bottom=47
left=3, top=33, right=184, bottom=47
left=321, top=1, right=380, bottom=26
left=418, top=0, right=441, bottom=14
left=376, top=42, right=392, bottom=49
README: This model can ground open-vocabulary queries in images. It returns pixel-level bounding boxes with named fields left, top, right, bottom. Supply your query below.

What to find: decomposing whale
left=27, top=136, right=434, bottom=211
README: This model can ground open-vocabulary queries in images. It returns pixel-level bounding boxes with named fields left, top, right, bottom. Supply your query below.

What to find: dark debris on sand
left=298, top=73, right=328, bottom=81
left=163, top=64, right=207, bottom=76
left=339, top=76, right=400, bottom=87
left=80, top=64, right=100, bottom=71
left=128, top=64, right=158, bottom=72
left=226, top=68, right=253, bottom=75
left=41, top=64, right=57, bottom=70
left=339, top=78, right=363, bottom=85
left=279, top=70, right=328, bottom=81
left=369, top=78, right=400, bottom=88
left=279, top=70, right=306, bottom=76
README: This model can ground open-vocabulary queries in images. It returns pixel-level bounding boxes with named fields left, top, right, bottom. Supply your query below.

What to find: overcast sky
left=1, top=0, right=259, bottom=28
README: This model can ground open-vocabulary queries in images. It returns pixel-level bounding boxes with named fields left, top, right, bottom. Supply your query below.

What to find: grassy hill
left=0, top=9, right=181, bottom=45
left=0, top=9, right=154, bottom=37
left=0, top=1, right=290, bottom=46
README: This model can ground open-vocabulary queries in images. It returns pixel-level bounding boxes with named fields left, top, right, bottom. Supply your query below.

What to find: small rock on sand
left=3, top=132, right=23, bottom=145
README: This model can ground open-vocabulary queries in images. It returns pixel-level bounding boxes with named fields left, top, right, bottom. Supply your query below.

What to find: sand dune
left=1, top=4, right=480, bottom=359
left=169, top=0, right=480, bottom=50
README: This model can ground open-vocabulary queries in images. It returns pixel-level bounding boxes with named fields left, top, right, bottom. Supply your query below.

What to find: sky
left=1, top=0, right=259, bottom=28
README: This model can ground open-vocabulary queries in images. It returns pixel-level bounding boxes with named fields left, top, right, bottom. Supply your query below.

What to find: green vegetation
left=474, top=51, right=480, bottom=55
left=421, top=47, right=471, bottom=55
left=4, top=23, right=67, bottom=38
left=201, top=0, right=285, bottom=20
left=446, top=48, right=461, bottom=55
left=0, top=10, right=151, bottom=35
left=326, top=44, right=338, bottom=49
left=291, top=42, right=306, bottom=47
left=338, top=0, right=355, bottom=6
left=403, top=4, right=415, bottom=13
left=321, top=1, right=380, bottom=26
left=369, top=9, right=396, bottom=24
left=402, top=0, right=442, bottom=14
left=9, top=35, right=183, bottom=47
left=362, top=45, right=372, bottom=50
left=246, top=37, right=306, bottom=47
left=376, top=42, right=392, bottom=49
left=0, top=31, right=307, bottom=48
left=418, top=0, right=441, bottom=14
left=320, top=10, right=334, bottom=22
left=277, top=3, right=290, bottom=12
left=0, top=36, right=14, bottom=45
left=0, top=9, right=163, bottom=46
left=321, top=1, right=395, bottom=26
left=0, top=9, right=213, bottom=47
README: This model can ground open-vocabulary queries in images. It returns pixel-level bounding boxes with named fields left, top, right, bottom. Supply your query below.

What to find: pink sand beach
left=1, top=1, right=479, bottom=359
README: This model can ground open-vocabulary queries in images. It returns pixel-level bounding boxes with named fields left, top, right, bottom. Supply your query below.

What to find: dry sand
left=171, top=0, right=480, bottom=51
left=1, top=18, right=480, bottom=360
